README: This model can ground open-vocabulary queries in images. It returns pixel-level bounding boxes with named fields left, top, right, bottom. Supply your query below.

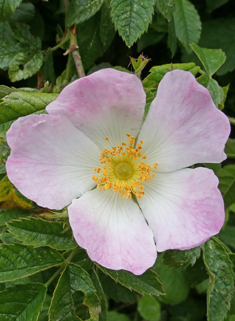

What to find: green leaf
left=167, top=19, right=177, bottom=57
left=8, top=217, right=77, bottom=250
left=155, top=0, right=175, bottom=21
left=206, top=0, right=230, bottom=11
left=0, top=283, right=46, bottom=321
left=219, top=226, right=235, bottom=249
left=162, top=247, right=201, bottom=269
left=66, top=0, right=104, bottom=27
left=225, top=139, right=235, bottom=159
left=97, top=265, right=164, bottom=296
left=110, top=0, right=155, bottom=47
left=38, top=294, right=52, bottom=321
left=49, top=263, right=101, bottom=321
left=138, top=295, right=161, bottom=321
left=90, top=269, right=108, bottom=321
left=0, top=208, right=30, bottom=226
left=173, top=0, right=201, bottom=53
left=217, top=165, right=235, bottom=208
left=99, top=2, right=116, bottom=51
left=197, top=74, right=224, bottom=108
left=190, top=43, right=226, bottom=77
left=8, top=51, right=43, bottom=82
left=137, top=29, right=164, bottom=52
left=41, top=51, right=55, bottom=84
left=199, top=19, right=235, bottom=75
left=203, top=238, right=234, bottom=321
left=107, top=311, right=131, bottom=321
left=0, top=243, right=64, bottom=282
left=11, top=2, right=35, bottom=22
left=0, top=91, right=57, bottom=126
left=153, top=257, right=190, bottom=305
left=0, top=232, right=19, bottom=244
left=98, top=270, right=137, bottom=303
left=7, top=217, right=77, bottom=250
left=0, top=0, right=22, bottom=21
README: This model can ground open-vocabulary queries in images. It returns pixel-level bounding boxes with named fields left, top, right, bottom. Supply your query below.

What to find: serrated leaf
left=0, top=232, right=19, bottom=244
left=0, top=176, right=33, bottom=209
left=162, top=247, right=201, bottom=269
left=138, top=295, right=161, bottom=321
left=217, top=165, right=235, bottom=208
left=110, top=0, right=155, bottom=47
left=11, top=2, right=35, bottom=22
left=225, top=139, right=235, bottom=159
left=203, top=238, right=234, bottom=321
left=9, top=51, right=43, bottom=82
left=97, top=265, right=164, bottom=296
left=0, top=208, right=30, bottom=226
left=66, top=0, right=103, bottom=27
left=190, top=43, right=226, bottom=77
left=0, top=0, right=22, bottom=21
left=0, top=243, right=64, bottom=282
left=197, top=74, right=224, bottom=108
left=7, top=217, right=77, bottom=250
left=0, top=91, right=57, bottom=125
left=49, top=263, right=101, bottom=321
left=0, top=283, right=46, bottom=321
left=173, top=0, right=201, bottom=53
left=199, top=19, right=235, bottom=75
left=155, top=0, right=175, bottom=21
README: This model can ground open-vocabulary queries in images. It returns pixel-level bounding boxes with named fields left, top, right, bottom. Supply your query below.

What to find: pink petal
left=139, top=70, right=230, bottom=172
left=6, top=114, right=101, bottom=210
left=68, top=189, right=157, bottom=275
left=46, top=68, right=146, bottom=149
left=138, top=167, right=224, bottom=251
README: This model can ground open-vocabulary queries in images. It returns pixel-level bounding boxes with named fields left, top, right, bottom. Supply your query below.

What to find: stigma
left=92, top=134, right=158, bottom=199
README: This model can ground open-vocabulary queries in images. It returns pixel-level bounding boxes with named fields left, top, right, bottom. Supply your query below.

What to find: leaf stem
left=44, top=247, right=79, bottom=288
left=228, top=116, right=235, bottom=126
left=50, top=31, right=70, bottom=52
left=66, top=26, right=85, bottom=78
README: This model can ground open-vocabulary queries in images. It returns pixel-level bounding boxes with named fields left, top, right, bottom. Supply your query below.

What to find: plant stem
left=228, top=116, right=235, bottom=126
left=50, top=31, right=70, bottom=52
left=68, top=26, right=85, bottom=78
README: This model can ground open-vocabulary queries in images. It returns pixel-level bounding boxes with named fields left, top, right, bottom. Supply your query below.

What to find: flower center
left=92, top=133, right=158, bottom=199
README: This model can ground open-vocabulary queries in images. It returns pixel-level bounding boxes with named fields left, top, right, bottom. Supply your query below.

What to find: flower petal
left=6, top=114, right=101, bottom=210
left=68, top=189, right=157, bottom=275
left=139, top=70, right=230, bottom=171
left=138, top=167, right=224, bottom=252
left=46, top=68, right=146, bottom=149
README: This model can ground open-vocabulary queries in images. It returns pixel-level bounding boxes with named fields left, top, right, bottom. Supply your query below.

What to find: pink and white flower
left=6, top=69, right=230, bottom=275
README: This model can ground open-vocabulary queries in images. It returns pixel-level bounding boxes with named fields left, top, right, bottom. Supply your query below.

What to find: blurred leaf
left=197, top=74, right=224, bottom=108
left=153, top=257, right=190, bottom=305
left=110, top=0, right=155, bottom=47
left=0, top=231, right=19, bottom=244
left=206, top=0, right=230, bottom=11
left=137, top=29, right=164, bottom=52
left=138, top=295, right=161, bottom=321
left=199, top=19, right=235, bottom=75
left=0, top=0, right=22, bottom=21
left=49, top=263, right=101, bottom=321
left=107, top=311, right=131, bottom=321
left=203, top=238, right=234, bottom=321
left=190, top=43, right=226, bottom=76
left=225, top=139, right=235, bottom=158
left=0, top=91, right=57, bottom=131
left=0, top=283, right=46, bottom=321
left=11, top=2, right=35, bottom=22
left=218, top=84, right=229, bottom=110
left=100, top=2, right=116, bottom=51
left=219, top=226, right=235, bottom=249
left=169, top=297, right=206, bottom=321
left=155, top=0, right=175, bottom=21
left=66, top=0, right=103, bottom=27
left=162, top=247, right=201, bottom=269
left=7, top=217, right=77, bottom=250
left=90, top=269, right=108, bottom=321
left=217, top=165, right=235, bottom=208
left=98, top=270, right=137, bottom=303
left=38, top=294, right=52, bottom=321
left=0, top=208, right=30, bottom=226
left=173, top=0, right=201, bottom=53
left=0, top=243, right=64, bottom=282
left=98, top=265, right=164, bottom=296
left=0, top=176, right=33, bottom=209
left=168, top=19, right=177, bottom=57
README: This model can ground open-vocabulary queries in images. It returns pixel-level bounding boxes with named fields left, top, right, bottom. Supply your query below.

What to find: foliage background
left=0, top=0, right=235, bottom=321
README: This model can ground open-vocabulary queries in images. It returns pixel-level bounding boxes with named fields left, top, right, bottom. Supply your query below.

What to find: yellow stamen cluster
left=92, top=133, right=158, bottom=199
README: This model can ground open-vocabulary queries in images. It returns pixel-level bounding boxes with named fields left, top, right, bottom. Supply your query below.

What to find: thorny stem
left=67, top=26, right=85, bottom=78
left=44, top=247, right=78, bottom=288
